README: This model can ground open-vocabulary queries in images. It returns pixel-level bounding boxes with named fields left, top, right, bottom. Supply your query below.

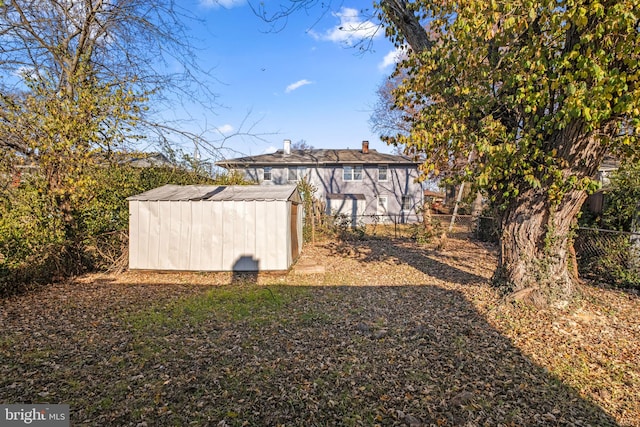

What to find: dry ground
left=0, top=237, right=638, bottom=426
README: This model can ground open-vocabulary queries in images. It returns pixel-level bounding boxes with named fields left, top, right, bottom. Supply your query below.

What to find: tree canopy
left=377, top=0, right=640, bottom=304
left=0, top=0, right=219, bottom=153
left=0, top=0, right=236, bottom=291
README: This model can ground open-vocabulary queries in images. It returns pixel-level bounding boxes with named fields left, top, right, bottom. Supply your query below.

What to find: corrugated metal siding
left=128, top=184, right=300, bottom=203
left=129, top=197, right=300, bottom=272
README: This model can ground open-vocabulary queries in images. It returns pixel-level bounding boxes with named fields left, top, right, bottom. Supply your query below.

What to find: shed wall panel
left=221, top=201, right=235, bottom=270
left=129, top=187, right=301, bottom=271
left=134, top=201, right=147, bottom=269
left=255, top=201, right=269, bottom=268
left=181, top=202, right=192, bottom=269
left=243, top=201, right=258, bottom=268
left=273, top=201, right=288, bottom=269
left=157, top=202, right=172, bottom=269
left=211, top=201, right=224, bottom=269
left=194, top=201, right=212, bottom=270
left=143, top=202, right=156, bottom=269
left=259, top=202, right=273, bottom=269
left=273, top=201, right=287, bottom=269
left=189, top=202, right=203, bottom=270
left=276, top=202, right=289, bottom=269
left=128, top=201, right=140, bottom=269
left=167, top=202, right=181, bottom=269
left=144, top=201, right=158, bottom=269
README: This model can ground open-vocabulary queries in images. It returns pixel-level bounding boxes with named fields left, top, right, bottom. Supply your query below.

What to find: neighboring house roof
left=123, top=152, right=172, bottom=168
left=424, top=190, right=446, bottom=199
left=216, top=148, right=419, bottom=167
left=127, top=184, right=301, bottom=203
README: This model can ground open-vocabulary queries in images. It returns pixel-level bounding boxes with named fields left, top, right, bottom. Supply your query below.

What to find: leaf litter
left=0, top=237, right=638, bottom=426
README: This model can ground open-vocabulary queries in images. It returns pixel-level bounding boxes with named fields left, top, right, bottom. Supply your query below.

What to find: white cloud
left=15, top=66, right=38, bottom=80
left=309, top=7, right=382, bottom=45
left=285, top=79, right=313, bottom=93
left=216, top=124, right=234, bottom=134
left=378, top=47, right=406, bottom=70
left=200, top=0, right=246, bottom=9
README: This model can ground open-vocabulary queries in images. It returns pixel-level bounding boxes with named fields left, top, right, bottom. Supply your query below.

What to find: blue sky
left=169, top=0, right=402, bottom=160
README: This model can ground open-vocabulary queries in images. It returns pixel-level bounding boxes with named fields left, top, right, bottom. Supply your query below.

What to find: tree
left=291, top=139, right=314, bottom=150
left=377, top=0, right=640, bottom=304
left=0, top=0, right=220, bottom=281
left=291, top=139, right=313, bottom=150
left=0, top=0, right=219, bottom=151
left=370, top=70, right=412, bottom=140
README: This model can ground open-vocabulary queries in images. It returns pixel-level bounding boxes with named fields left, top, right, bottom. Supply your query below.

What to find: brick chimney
left=362, top=140, right=369, bottom=154
left=283, top=139, right=291, bottom=155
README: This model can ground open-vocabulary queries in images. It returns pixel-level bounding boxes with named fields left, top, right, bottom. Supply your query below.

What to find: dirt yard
left=1, top=237, right=638, bottom=426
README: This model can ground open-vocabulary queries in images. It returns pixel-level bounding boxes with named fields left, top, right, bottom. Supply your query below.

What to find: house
left=424, top=189, right=448, bottom=214
left=216, top=140, right=423, bottom=224
left=127, top=184, right=303, bottom=271
left=585, top=157, right=620, bottom=214
left=123, top=152, right=172, bottom=168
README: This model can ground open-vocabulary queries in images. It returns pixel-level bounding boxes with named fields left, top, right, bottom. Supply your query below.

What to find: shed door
left=290, top=203, right=299, bottom=260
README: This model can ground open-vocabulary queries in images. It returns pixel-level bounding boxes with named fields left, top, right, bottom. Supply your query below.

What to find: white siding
left=129, top=197, right=302, bottom=271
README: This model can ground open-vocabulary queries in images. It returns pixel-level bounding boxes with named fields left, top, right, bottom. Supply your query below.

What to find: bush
left=0, top=180, right=68, bottom=294
left=574, top=228, right=640, bottom=289
left=0, top=159, right=248, bottom=296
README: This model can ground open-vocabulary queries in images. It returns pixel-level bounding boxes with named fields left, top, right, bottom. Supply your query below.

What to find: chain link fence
left=317, top=213, right=477, bottom=240
left=471, top=217, right=640, bottom=288
left=316, top=212, right=639, bottom=287
left=471, top=216, right=640, bottom=288
left=574, top=227, right=640, bottom=287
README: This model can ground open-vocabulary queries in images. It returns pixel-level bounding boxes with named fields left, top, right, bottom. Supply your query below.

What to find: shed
left=127, top=184, right=303, bottom=271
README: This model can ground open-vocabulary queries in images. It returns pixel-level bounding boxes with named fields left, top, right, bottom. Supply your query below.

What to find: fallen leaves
left=0, top=237, right=637, bottom=426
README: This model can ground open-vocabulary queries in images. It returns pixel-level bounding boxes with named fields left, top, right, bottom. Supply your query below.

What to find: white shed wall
left=129, top=199, right=301, bottom=271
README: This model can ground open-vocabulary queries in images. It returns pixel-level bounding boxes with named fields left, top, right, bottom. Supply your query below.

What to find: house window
left=288, top=167, right=307, bottom=182
left=344, top=165, right=363, bottom=181
left=263, top=167, right=272, bottom=181
left=354, top=166, right=362, bottom=180
left=401, top=195, right=412, bottom=211
left=378, top=165, right=388, bottom=182
left=344, top=166, right=352, bottom=181
left=377, top=196, right=388, bottom=214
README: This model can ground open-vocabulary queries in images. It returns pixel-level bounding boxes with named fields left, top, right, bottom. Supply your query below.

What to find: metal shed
left=128, top=184, right=303, bottom=271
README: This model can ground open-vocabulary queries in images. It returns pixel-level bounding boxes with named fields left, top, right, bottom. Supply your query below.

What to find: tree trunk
left=379, top=0, right=433, bottom=53
left=493, top=122, right=608, bottom=305
left=494, top=186, right=586, bottom=305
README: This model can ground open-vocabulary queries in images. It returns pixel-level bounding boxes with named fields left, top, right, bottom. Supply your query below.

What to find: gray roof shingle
left=216, top=149, right=418, bottom=167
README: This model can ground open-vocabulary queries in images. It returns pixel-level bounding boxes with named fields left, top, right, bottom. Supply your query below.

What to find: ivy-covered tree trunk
left=493, top=126, right=607, bottom=303
left=495, top=187, right=585, bottom=303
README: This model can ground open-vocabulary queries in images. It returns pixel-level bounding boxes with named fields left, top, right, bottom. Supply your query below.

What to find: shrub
left=0, top=180, right=67, bottom=294
left=574, top=229, right=640, bottom=289
left=0, top=158, right=249, bottom=296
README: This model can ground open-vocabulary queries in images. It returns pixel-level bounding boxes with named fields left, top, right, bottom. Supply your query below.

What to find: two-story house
left=216, top=140, right=423, bottom=224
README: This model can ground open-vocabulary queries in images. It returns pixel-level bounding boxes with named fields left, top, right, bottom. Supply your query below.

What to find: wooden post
left=448, top=182, right=465, bottom=232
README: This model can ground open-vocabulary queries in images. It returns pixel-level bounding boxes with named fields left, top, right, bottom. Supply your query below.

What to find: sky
left=169, top=0, right=402, bottom=161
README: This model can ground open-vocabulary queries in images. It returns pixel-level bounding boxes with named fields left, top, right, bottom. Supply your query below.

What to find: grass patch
left=125, top=285, right=306, bottom=331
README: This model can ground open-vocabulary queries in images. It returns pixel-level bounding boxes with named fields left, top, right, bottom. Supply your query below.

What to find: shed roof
left=215, top=148, right=419, bottom=167
left=128, top=184, right=301, bottom=203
